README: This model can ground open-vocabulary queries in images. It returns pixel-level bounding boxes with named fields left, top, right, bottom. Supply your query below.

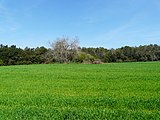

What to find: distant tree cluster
left=0, top=38, right=160, bottom=66
left=0, top=45, right=48, bottom=66
left=82, top=44, right=160, bottom=63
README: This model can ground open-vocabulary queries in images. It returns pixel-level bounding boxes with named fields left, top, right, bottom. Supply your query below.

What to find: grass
left=0, top=62, right=160, bottom=119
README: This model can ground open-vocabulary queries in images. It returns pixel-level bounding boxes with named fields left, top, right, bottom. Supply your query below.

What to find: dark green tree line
left=0, top=44, right=48, bottom=66
left=0, top=43, right=160, bottom=66
left=82, top=44, right=160, bottom=63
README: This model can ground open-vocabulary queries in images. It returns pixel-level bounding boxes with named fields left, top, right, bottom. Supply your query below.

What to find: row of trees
left=0, top=37, right=160, bottom=66
left=82, top=44, right=160, bottom=63
left=0, top=45, right=48, bottom=66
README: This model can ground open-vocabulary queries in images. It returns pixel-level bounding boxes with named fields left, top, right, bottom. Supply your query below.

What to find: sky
left=0, top=0, right=160, bottom=49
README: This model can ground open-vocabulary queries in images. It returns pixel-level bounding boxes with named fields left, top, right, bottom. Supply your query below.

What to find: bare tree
left=47, top=36, right=79, bottom=63
left=68, top=37, right=79, bottom=62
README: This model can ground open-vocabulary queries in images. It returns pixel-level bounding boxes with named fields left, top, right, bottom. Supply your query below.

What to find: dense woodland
left=0, top=43, right=160, bottom=66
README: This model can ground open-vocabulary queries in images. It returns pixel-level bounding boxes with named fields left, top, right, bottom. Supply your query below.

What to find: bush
left=0, top=59, right=3, bottom=66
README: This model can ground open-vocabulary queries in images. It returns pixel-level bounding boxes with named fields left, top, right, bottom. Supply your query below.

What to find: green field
left=0, top=62, right=160, bottom=119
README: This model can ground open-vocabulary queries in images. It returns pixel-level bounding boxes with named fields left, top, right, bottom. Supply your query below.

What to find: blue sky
left=0, top=0, right=160, bottom=48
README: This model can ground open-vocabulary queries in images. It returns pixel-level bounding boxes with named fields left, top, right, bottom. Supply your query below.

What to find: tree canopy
left=0, top=40, right=160, bottom=66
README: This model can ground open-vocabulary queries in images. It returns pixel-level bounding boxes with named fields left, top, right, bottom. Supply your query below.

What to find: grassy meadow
left=0, top=62, right=160, bottom=119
